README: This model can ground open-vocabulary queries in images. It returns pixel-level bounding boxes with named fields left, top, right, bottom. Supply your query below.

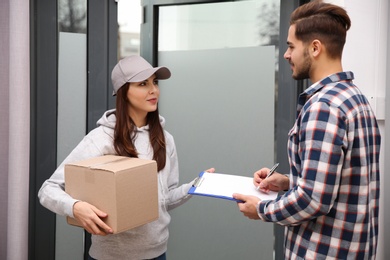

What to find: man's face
left=283, top=25, right=311, bottom=80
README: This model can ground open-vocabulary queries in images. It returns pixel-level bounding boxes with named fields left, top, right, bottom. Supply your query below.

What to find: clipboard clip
left=193, top=176, right=205, bottom=187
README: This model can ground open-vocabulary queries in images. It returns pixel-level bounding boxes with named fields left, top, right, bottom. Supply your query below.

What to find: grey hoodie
left=38, top=109, right=195, bottom=259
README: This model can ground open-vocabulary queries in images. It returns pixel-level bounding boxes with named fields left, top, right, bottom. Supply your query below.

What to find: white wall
left=327, top=0, right=389, bottom=259
left=343, top=1, right=387, bottom=121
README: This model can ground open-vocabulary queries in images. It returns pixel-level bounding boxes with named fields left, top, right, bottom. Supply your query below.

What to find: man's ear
left=311, top=39, right=322, bottom=57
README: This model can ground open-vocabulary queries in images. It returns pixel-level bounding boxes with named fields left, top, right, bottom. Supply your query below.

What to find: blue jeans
left=88, top=252, right=166, bottom=260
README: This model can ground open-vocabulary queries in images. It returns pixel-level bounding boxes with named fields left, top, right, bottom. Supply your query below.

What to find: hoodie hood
left=96, top=109, right=116, bottom=129
left=96, top=109, right=166, bottom=130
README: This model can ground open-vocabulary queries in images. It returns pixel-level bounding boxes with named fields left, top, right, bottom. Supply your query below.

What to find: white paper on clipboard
left=188, top=172, right=278, bottom=202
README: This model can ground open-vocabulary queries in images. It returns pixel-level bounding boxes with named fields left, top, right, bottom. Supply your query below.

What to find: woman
left=38, top=55, right=214, bottom=260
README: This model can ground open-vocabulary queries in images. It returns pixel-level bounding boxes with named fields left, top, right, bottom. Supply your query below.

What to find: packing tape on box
left=84, top=157, right=130, bottom=183
left=88, top=156, right=130, bottom=170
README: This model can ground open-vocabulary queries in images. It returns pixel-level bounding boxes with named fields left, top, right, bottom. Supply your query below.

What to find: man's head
left=284, top=0, right=351, bottom=81
left=290, top=0, right=351, bottom=59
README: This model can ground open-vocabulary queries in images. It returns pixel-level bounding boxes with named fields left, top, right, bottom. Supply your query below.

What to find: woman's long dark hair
left=113, top=83, right=166, bottom=171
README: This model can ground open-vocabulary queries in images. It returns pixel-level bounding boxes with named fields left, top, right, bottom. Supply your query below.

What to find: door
left=140, top=1, right=279, bottom=259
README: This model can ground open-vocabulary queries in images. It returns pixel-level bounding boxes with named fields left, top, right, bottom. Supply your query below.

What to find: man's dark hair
left=290, top=0, right=351, bottom=59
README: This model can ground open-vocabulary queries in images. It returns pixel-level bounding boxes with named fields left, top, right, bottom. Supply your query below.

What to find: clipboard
left=188, top=172, right=278, bottom=202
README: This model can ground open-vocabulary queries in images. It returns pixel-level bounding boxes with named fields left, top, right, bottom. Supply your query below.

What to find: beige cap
left=111, top=55, right=171, bottom=95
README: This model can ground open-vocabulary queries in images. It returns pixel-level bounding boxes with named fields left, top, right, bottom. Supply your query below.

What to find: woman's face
left=127, top=74, right=160, bottom=123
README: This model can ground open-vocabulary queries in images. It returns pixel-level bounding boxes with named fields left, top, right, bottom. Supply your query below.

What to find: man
left=233, top=1, right=381, bottom=259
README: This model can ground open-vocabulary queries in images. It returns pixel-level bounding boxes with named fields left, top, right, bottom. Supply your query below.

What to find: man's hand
left=232, top=194, right=261, bottom=220
left=73, top=201, right=113, bottom=235
left=253, top=168, right=289, bottom=193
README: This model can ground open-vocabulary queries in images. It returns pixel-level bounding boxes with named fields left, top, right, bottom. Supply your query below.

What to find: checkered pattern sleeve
left=259, top=100, right=346, bottom=225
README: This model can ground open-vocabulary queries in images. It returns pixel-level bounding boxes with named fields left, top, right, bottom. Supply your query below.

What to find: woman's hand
left=73, top=201, right=113, bottom=236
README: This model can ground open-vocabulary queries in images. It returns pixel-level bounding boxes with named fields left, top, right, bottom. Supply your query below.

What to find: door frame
left=29, top=0, right=118, bottom=259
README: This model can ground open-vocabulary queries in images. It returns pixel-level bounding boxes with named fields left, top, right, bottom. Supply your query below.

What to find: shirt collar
left=298, top=71, right=354, bottom=105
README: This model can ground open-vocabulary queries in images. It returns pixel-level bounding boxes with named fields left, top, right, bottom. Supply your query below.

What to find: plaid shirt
left=258, top=72, right=381, bottom=259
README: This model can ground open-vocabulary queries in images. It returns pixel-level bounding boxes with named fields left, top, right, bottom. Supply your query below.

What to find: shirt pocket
left=288, top=121, right=299, bottom=153
left=288, top=122, right=298, bottom=138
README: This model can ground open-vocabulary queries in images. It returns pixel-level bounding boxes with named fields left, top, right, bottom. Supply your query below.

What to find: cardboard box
left=65, top=155, right=158, bottom=234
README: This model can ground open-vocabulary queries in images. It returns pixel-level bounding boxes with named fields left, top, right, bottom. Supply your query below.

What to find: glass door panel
left=117, top=0, right=141, bottom=58
left=57, top=0, right=87, bottom=259
left=159, top=0, right=280, bottom=50
left=156, top=1, right=280, bottom=259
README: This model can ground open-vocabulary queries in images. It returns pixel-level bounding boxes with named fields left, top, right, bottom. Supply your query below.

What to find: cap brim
left=129, top=67, right=171, bottom=82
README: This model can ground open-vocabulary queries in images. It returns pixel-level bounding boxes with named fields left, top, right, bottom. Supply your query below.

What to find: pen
left=256, top=163, right=279, bottom=190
